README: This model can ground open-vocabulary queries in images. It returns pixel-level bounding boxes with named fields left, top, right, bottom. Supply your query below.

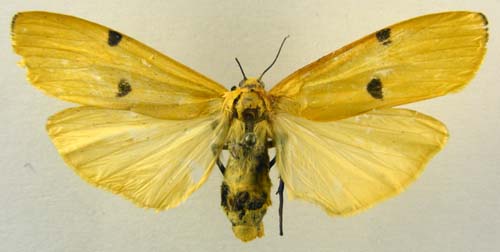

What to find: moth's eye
left=258, top=80, right=265, bottom=88
left=238, top=80, right=245, bottom=87
left=231, top=86, right=237, bottom=91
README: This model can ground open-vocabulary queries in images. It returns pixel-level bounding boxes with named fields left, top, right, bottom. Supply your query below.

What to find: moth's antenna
left=258, top=35, right=290, bottom=81
left=235, top=57, right=247, bottom=80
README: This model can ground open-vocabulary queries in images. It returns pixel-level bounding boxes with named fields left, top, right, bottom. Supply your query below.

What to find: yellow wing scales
left=272, top=109, right=448, bottom=215
left=270, top=12, right=488, bottom=121
left=11, top=10, right=489, bottom=235
left=11, top=11, right=232, bottom=210
left=270, top=12, right=487, bottom=215
left=47, top=107, right=229, bottom=210
left=12, top=11, right=227, bottom=120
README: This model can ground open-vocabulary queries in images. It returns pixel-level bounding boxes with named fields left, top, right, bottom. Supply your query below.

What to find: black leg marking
left=276, top=178, right=285, bottom=236
left=108, top=30, right=123, bottom=46
left=366, top=78, right=383, bottom=99
left=269, top=157, right=276, bottom=169
left=375, top=28, right=391, bottom=45
left=216, top=158, right=226, bottom=174
left=116, top=79, right=132, bottom=97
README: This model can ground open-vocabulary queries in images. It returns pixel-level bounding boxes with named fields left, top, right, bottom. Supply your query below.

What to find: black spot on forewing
left=116, top=79, right=132, bottom=97
left=376, top=28, right=391, bottom=45
left=108, top=30, right=123, bottom=46
left=366, top=78, right=383, bottom=99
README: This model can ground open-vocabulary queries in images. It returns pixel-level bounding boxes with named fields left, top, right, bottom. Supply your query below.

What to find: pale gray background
left=1, top=0, right=499, bottom=251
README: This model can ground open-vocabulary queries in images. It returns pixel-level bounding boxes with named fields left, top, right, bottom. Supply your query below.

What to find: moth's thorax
left=220, top=77, right=272, bottom=242
left=223, top=78, right=272, bottom=120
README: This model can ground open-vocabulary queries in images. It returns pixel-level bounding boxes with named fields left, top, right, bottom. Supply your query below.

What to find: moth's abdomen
left=220, top=130, right=272, bottom=242
left=221, top=151, right=272, bottom=242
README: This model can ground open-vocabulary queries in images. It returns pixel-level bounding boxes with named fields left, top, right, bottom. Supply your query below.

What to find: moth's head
left=238, top=77, right=265, bottom=89
left=233, top=58, right=266, bottom=90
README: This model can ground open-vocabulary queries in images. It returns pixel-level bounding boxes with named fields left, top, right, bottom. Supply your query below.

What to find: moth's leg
left=267, top=137, right=283, bottom=235
left=276, top=177, right=285, bottom=236
left=212, top=112, right=231, bottom=175
left=213, top=143, right=229, bottom=175
left=216, top=159, right=225, bottom=175
left=267, top=139, right=275, bottom=169
left=269, top=157, right=276, bottom=169
left=269, top=151, right=282, bottom=234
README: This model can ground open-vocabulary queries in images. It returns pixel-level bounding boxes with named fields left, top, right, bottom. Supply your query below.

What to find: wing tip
left=477, top=12, right=488, bottom=26
left=11, top=12, right=20, bottom=32
left=477, top=12, right=489, bottom=44
left=10, top=12, right=22, bottom=47
left=10, top=11, right=33, bottom=34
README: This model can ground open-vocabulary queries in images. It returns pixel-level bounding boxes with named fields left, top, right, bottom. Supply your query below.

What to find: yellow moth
left=11, top=11, right=488, bottom=242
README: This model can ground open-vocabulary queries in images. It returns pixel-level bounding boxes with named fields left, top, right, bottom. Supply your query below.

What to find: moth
left=11, top=11, right=488, bottom=242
